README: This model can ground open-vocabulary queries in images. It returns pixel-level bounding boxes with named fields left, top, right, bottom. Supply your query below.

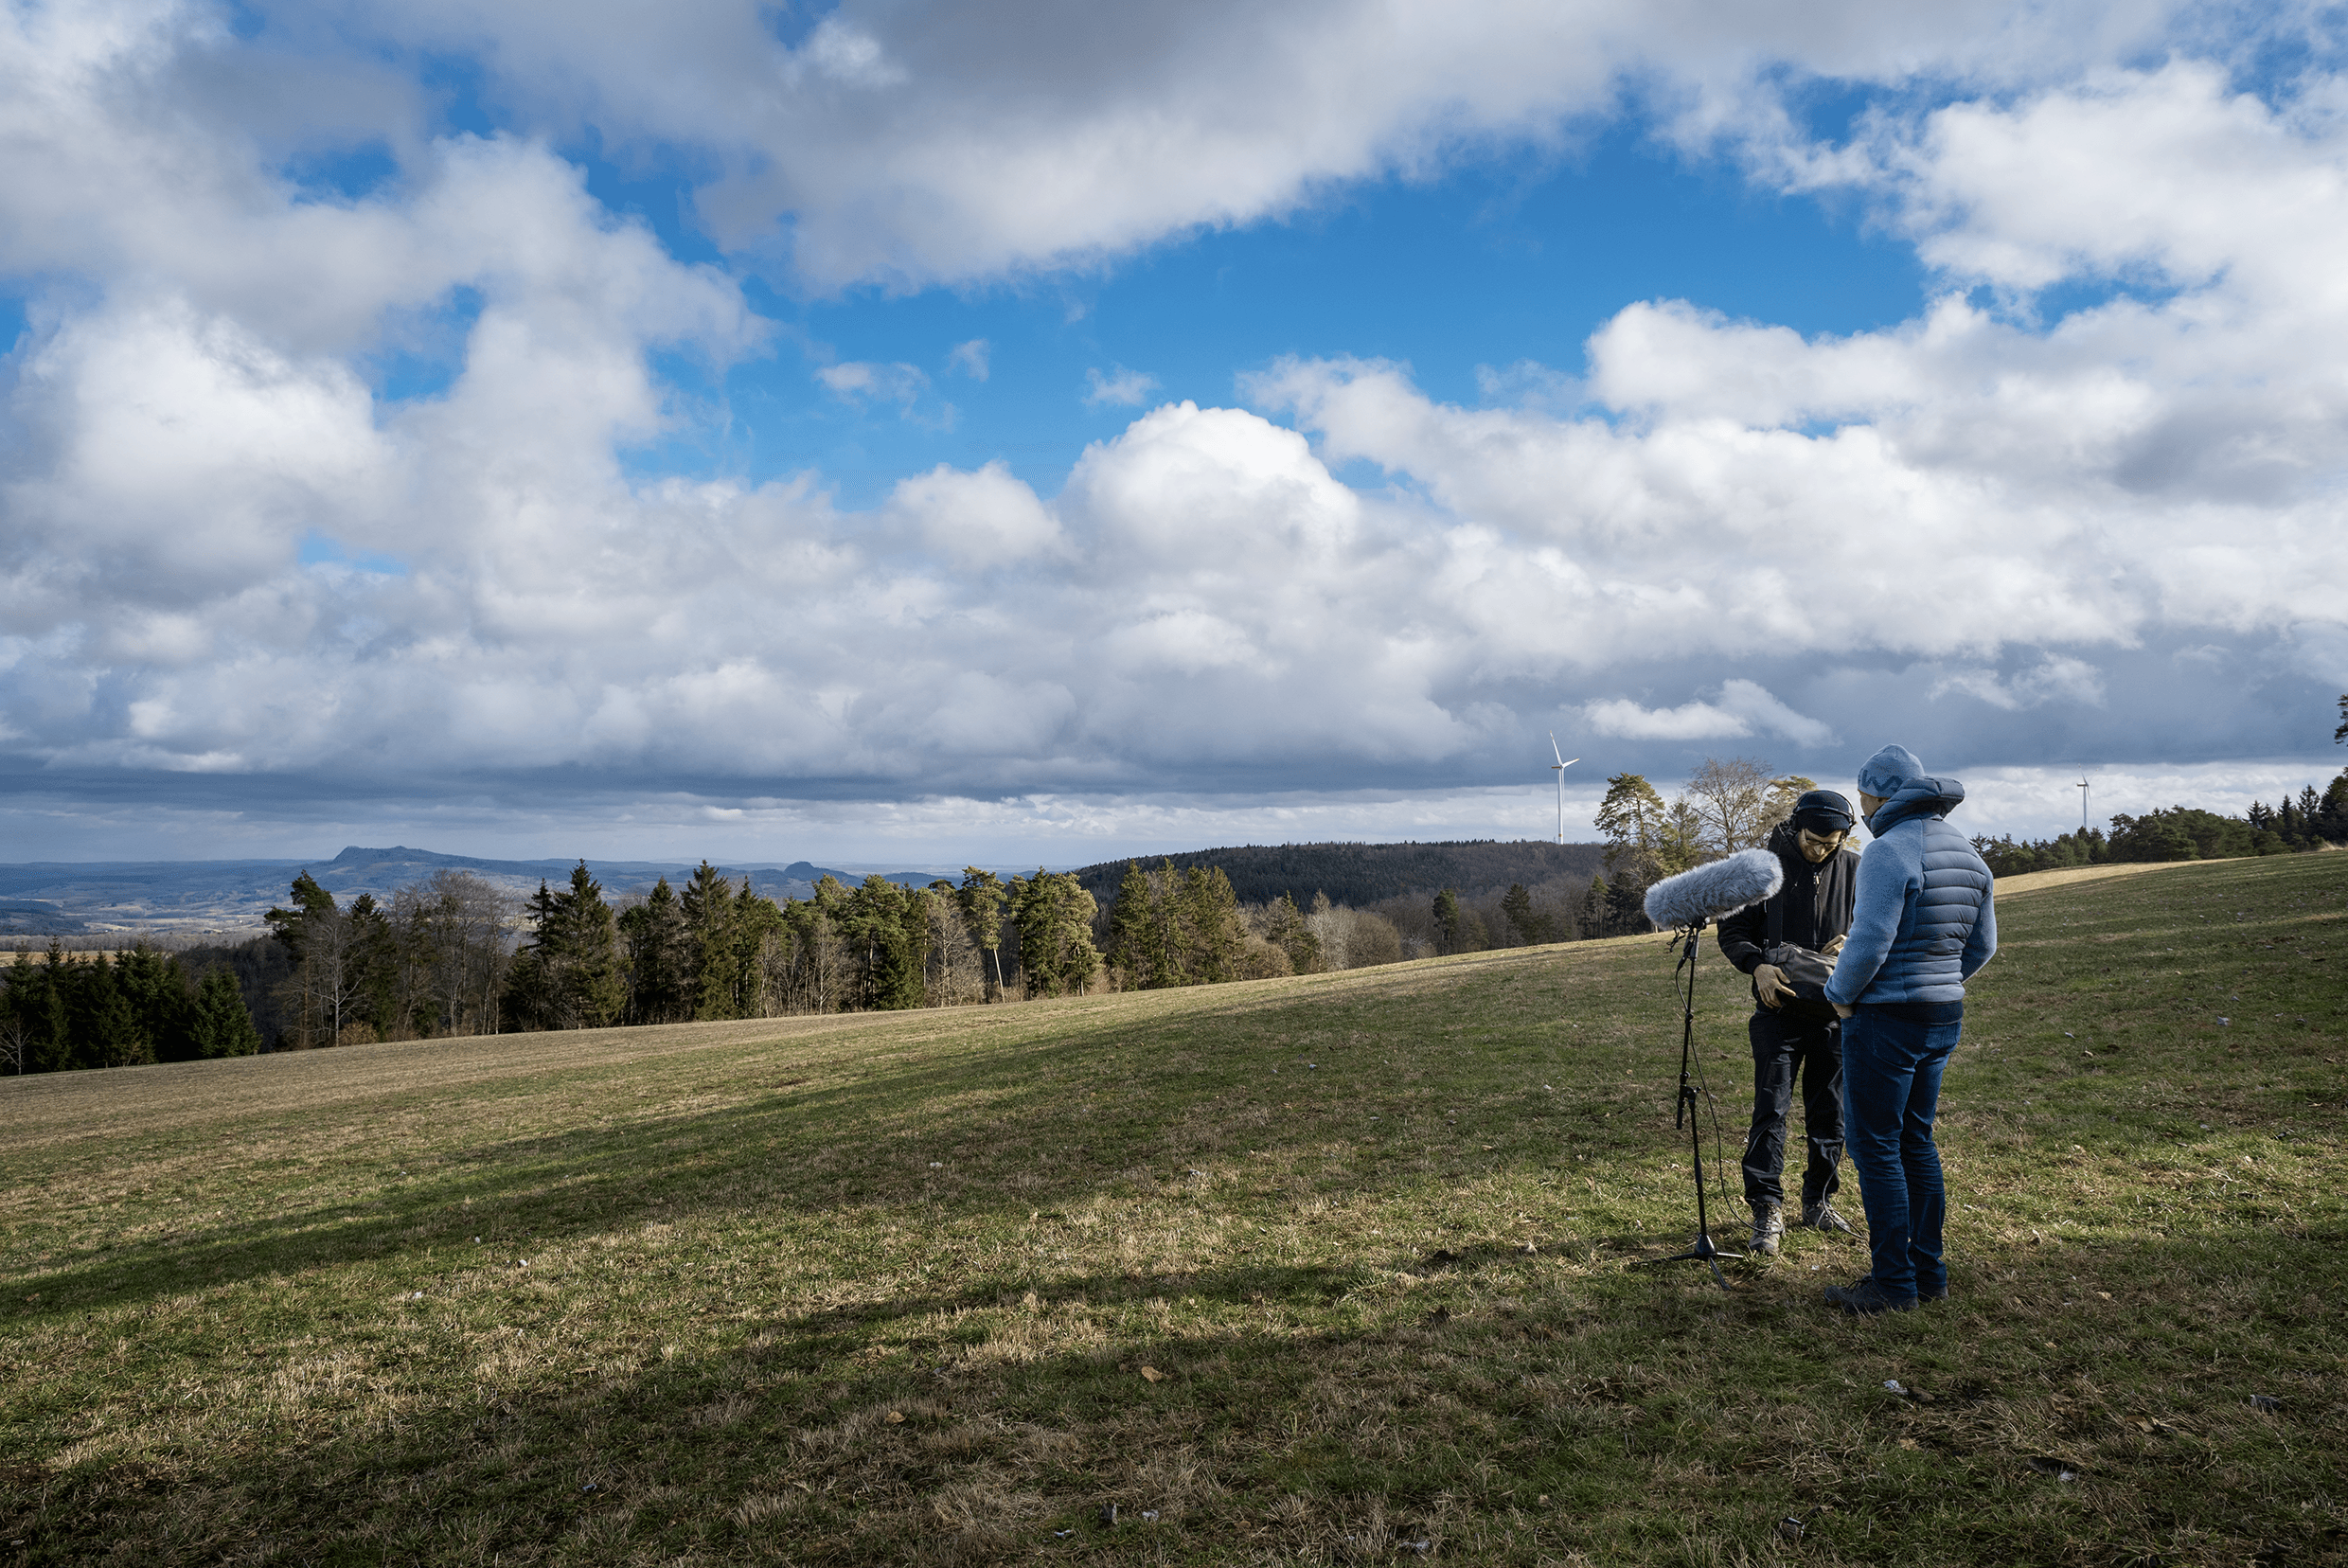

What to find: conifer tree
left=1106, top=862, right=1156, bottom=987
left=1578, top=873, right=1610, bottom=938
left=558, top=862, right=628, bottom=1028
left=1009, top=870, right=1101, bottom=997
left=1184, top=866, right=1247, bottom=982
left=66, top=955, right=147, bottom=1068
left=191, top=967, right=262, bottom=1057
left=117, top=943, right=199, bottom=1060
left=1264, top=892, right=1321, bottom=972
left=619, top=876, right=692, bottom=1024
left=682, top=861, right=740, bottom=1022
left=503, top=881, right=560, bottom=1030
left=1594, top=774, right=1669, bottom=886
left=840, top=876, right=924, bottom=1009
left=957, top=868, right=1008, bottom=999
left=1501, top=882, right=1555, bottom=946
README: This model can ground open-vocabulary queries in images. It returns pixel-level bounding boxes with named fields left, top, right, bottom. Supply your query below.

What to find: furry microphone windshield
left=1642, top=848, right=1785, bottom=930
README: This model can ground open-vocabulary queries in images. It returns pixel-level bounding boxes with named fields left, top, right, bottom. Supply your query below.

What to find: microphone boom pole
left=1636, top=849, right=1781, bottom=1290
left=1652, top=918, right=1740, bottom=1287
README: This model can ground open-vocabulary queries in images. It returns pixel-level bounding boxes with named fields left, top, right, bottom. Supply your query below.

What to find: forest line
left=7, top=735, right=2343, bottom=1072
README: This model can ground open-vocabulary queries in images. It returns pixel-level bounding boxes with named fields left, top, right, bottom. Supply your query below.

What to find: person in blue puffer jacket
left=1821, top=743, right=1997, bottom=1315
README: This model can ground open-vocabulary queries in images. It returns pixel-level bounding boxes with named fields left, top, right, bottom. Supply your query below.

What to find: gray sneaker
left=1801, top=1202, right=1858, bottom=1235
left=1749, top=1203, right=1785, bottom=1257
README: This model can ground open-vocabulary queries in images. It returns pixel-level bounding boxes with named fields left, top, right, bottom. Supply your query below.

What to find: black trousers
left=1741, top=1006, right=1844, bottom=1210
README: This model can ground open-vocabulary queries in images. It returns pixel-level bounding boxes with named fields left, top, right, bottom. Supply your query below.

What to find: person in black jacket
left=1716, top=790, right=1861, bottom=1256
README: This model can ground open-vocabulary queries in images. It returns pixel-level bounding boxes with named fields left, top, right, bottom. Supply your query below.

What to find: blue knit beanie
left=1858, top=743, right=1924, bottom=798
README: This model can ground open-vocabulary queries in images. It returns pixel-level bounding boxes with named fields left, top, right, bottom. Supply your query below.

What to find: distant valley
left=0, top=846, right=951, bottom=937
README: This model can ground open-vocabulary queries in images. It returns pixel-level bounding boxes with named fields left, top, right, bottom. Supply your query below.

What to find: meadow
left=1, top=853, right=2341, bottom=1565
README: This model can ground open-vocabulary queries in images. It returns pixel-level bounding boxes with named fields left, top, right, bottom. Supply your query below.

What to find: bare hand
left=1832, top=1002, right=1855, bottom=1019
left=1823, top=935, right=1846, bottom=956
left=1754, top=964, right=1792, bottom=1009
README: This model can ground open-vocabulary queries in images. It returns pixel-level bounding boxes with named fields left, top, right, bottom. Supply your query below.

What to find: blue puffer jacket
left=1823, top=776, right=1997, bottom=1007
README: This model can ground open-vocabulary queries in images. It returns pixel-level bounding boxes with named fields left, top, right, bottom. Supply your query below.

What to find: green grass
left=2, top=852, right=2343, bottom=1565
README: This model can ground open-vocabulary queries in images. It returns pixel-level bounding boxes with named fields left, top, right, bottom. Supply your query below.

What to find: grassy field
left=2, top=852, right=2342, bottom=1566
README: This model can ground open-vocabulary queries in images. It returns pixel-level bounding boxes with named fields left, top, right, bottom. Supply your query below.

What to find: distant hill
left=0, top=897, right=90, bottom=935
left=0, top=847, right=950, bottom=936
left=0, top=840, right=1613, bottom=936
left=1068, top=840, right=1609, bottom=909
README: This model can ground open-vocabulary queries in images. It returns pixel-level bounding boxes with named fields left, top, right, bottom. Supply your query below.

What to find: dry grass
left=1, top=853, right=2342, bottom=1565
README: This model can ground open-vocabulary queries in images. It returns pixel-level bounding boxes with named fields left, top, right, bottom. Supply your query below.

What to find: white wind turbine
left=2078, top=775, right=2091, bottom=834
left=1549, top=733, right=1581, bottom=846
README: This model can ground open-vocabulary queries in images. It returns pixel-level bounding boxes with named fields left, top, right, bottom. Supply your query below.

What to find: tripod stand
left=1649, top=919, right=1742, bottom=1288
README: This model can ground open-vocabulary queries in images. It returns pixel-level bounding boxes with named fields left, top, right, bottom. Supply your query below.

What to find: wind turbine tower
left=2078, top=775, right=2090, bottom=834
left=1549, top=734, right=1581, bottom=846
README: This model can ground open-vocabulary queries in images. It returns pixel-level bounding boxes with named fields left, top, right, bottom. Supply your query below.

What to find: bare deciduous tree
left=1685, top=757, right=1776, bottom=855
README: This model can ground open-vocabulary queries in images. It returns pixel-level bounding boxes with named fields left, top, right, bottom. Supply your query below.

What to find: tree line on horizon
left=1966, top=699, right=2348, bottom=876
left=9, top=701, right=2341, bottom=1073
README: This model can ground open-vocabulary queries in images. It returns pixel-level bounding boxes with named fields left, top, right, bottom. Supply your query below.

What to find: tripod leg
left=1649, top=923, right=1742, bottom=1286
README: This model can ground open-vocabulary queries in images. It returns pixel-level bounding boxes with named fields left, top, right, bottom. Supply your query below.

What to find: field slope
left=3, top=853, right=2342, bottom=1565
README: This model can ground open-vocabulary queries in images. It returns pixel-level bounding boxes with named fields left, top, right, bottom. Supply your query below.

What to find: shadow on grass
left=9, top=972, right=1668, bottom=1325
left=8, top=1223, right=2343, bottom=1567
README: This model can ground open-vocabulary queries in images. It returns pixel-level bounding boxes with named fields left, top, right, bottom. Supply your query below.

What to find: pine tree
left=558, top=862, right=628, bottom=1028
left=117, top=943, right=199, bottom=1061
left=681, top=861, right=740, bottom=1022
left=1264, top=892, right=1321, bottom=973
left=1184, top=866, right=1246, bottom=982
left=1432, top=888, right=1465, bottom=955
left=15, top=944, right=71, bottom=1071
left=2317, top=770, right=2348, bottom=844
left=345, top=894, right=400, bottom=1041
left=1009, top=871, right=1101, bottom=997
left=620, top=877, right=692, bottom=1024
left=1501, top=882, right=1555, bottom=946
left=839, top=877, right=923, bottom=1010
left=1607, top=875, right=1649, bottom=935
left=1106, top=861, right=1156, bottom=987
left=66, top=955, right=148, bottom=1069
left=1578, top=873, right=1610, bottom=939
left=191, top=967, right=262, bottom=1057
left=1594, top=773, right=1684, bottom=888
left=957, top=868, right=1008, bottom=999
left=503, top=881, right=561, bottom=1031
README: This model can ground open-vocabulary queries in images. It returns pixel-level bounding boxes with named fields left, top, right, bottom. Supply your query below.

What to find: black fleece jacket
left=1717, top=821, right=1859, bottom=1000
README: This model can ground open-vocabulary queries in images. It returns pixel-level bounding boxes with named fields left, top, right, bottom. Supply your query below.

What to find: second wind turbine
left=1549, top=734, right=1580, bottom=846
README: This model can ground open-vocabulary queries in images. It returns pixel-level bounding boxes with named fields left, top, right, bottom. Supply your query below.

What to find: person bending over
left=1822, top=745, right=1997, bottom=1315
left=1717, top=790, right=1861, bottom=1256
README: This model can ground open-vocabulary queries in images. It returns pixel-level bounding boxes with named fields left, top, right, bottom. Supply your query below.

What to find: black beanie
left=1790, top=790, right=1855, bottom=834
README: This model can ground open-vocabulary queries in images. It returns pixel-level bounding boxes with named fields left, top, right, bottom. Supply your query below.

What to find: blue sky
left=1, top=1, right=2344, bottom=864
left=700, top=129, right=1931, bottom=508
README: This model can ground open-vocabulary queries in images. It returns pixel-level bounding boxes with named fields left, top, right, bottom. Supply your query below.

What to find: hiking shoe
left=1801, top=1201, right=1858, bottom=1235
left=1917, top=1282, right=1949, bottom=1303
left=1749, top=1203, right=1785, bottom=1257
left=1824, top=1277, right=1917, bottom=1315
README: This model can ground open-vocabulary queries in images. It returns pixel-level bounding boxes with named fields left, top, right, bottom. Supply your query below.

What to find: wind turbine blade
left=1549, top=732, right=1566, bottom=767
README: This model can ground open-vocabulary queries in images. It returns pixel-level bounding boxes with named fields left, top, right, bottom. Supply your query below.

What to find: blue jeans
left=1842, top=1000, right=1964, bottom=1299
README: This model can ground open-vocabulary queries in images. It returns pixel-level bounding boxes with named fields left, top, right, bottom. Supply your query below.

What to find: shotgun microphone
left=1642, top=848, right=1784, bottom=931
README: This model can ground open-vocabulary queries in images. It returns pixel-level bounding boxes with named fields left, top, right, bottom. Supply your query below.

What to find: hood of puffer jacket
left=1866, top=775, right=1966, bottom=835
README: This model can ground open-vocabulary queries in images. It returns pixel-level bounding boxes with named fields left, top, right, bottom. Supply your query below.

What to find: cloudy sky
left=4, top=0, right=2345, bottom=866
